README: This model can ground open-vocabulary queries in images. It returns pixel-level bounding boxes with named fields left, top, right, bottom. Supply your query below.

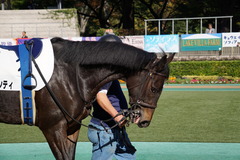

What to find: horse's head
left=126, top=53, right=175, bottom=128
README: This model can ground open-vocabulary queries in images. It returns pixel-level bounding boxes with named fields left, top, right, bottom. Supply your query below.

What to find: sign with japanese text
left=222, top=33, right=240, bottom=47
left=181, top=34, right=222, bottom=51
left=144, top=35, right=179, bottom=53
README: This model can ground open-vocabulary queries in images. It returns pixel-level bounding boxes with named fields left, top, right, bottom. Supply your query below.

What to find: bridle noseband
left=128, top=69, right=168, bottom=109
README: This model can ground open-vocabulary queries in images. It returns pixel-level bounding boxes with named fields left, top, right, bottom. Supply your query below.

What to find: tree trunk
left=7, top=0, right=11, bottom=9
left=122, top=0, right=134, bottom=29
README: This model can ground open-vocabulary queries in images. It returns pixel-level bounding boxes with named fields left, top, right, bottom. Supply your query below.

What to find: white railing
left=145, top=16, right=233, bottom=35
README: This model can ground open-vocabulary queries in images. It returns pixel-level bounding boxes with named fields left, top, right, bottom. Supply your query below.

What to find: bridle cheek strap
left=136, top=100, right=156, bottom=109
left=129, top=69, right=167, bottom=110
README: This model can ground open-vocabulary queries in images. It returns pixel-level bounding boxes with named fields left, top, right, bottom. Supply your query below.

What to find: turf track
left=1, top=84, right=240, bottom=159
left=121, top=84, right=240, bottom=91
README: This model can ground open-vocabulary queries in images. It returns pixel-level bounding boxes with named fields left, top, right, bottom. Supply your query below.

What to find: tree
left=4, top=0, right=240, bottom=35
left=77, top=1, right=119, bottom=28
left=134, top=0, right=180, bottom=34
left=121, top=0, right=134, bottom=30
left=175, top=0, right=240, bottom=32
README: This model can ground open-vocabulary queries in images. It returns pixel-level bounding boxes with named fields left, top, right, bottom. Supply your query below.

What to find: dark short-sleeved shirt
left=91, top=80, right=128, bottom=127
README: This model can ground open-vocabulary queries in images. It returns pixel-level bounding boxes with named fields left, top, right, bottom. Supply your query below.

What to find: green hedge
left=169, top=60, right=240, bottom=77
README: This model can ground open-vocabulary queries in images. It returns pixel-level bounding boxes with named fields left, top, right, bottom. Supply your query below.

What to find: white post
left=230, top=17, right=232, bottom=32
left=158, top=20, right=161, bottom=35
left=57, top=0, right=62, bottom=9
left=145, top=20, right=147, bottom=35
left=172, top=20, right=174, bottom=34
left=1, top=3, right=4, bottom=10
left=215, top=18, right=217, bottom=33
left=200, top=18, right=202, bottom=34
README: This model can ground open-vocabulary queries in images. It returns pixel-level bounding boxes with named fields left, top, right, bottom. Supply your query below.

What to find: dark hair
left=98, top=35, right=122, bottom=43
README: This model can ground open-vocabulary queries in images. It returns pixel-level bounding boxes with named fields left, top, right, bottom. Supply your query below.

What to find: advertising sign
left=82, top=37, right=100, bottom=41
left=120, top=36, right=144, bottom=50
left=222, top=33, right=240, bottom=47
left=0, top=39, right=17, bottom=46
left=181, top=34, right=222, bottom=51
left=144, top=35, right=179, bottom=53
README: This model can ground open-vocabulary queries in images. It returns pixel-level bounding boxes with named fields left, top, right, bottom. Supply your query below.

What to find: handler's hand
left=114, top=114, right=127, bottom=128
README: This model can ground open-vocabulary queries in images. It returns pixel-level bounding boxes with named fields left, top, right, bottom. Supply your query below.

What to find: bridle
left=128, top=68, right=168, bottom=109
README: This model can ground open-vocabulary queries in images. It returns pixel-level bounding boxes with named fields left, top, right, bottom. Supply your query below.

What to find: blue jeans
left=88, top=122, right=136, bottom=160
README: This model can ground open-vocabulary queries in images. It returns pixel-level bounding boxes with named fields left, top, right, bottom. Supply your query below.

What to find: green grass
left=1, top=91, right=240, bottom=143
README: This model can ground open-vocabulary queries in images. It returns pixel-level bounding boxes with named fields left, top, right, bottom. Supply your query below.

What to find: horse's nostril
left=138, top=121, right=150, bottom=128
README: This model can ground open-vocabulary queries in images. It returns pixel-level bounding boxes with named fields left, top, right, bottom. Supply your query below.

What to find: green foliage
left=11, top=0, right=28, bottom=9
left=46, top=9, right=77, bottom=21
left=96, top=28, right=120, bottom=36
left=41, top=9, right=79, bottom=29
left=169, top=60, right=240, bottom=77
left=96, top=28, right=106, bottom=36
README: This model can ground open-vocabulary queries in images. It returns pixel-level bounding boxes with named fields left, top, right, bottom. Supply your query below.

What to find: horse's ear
left=151, top=55, right=167, bottom=71
left=167, top=53, right=175, bottom=64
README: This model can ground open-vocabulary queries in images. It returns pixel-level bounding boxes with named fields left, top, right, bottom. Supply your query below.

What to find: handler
left=88, top=34, right=137, bottom=160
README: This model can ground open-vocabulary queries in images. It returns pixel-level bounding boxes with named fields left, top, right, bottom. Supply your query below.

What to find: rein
left=31, top=54, right=134, bottom=132
left=31, top=56, right=91, bottom=128
left=128, top=69, right=167, bottom=109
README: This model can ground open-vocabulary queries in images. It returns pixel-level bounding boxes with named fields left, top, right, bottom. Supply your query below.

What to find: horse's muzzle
left=138, top=120, right=150, bottom=128
left=130, top=104, right=151, bottom=128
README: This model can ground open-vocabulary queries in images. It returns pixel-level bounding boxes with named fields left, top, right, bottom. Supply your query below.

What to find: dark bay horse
left=0, top=37, right=175, bottom=160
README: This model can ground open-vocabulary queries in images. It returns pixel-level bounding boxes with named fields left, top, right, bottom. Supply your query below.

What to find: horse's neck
left=77, top=66, right=125, bottom=102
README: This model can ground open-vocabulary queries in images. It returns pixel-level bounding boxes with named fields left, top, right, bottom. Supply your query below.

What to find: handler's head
left=98, top=34, right=122, bottom=43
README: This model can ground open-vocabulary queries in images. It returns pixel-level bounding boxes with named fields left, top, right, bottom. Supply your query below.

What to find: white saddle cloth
left=0, top=39, right=54, bottom=91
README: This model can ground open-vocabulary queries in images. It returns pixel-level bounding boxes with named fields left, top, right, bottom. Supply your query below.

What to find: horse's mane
left=51, top=37, right=157, bottom=70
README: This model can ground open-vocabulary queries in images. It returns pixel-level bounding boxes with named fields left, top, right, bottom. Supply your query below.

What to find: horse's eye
left=151, top=87, right=159, bottom=93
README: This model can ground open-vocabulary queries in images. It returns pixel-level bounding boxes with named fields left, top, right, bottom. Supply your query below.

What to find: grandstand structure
left=144, top=16, right=233, bottom=35
left=0, top=9, right=80, bottom=38
left=144, top=16, right=240, bottom=59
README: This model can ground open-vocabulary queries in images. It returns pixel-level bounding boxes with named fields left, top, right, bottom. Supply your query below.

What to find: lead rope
left=88, top=108, right=137, bottom=132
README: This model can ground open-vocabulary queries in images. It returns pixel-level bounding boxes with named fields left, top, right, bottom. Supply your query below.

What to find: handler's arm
left=96, top=92, right=124, bottom=125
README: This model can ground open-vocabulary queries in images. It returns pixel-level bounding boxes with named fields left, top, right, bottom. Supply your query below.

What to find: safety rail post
left=172, top=20, right=174, bottom=34
left=158, top=20, right=161, bottom=35
left=215, top=18, right=217, bottom=33
left=145, top=20, right=147, bottom=35
left=200, top=18, right=203, bottom=33
left=230, top=17, right=232, bottom=32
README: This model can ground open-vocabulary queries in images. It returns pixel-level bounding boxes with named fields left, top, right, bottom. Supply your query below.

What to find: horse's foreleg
left=41, top=126, right=80, bottom=160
